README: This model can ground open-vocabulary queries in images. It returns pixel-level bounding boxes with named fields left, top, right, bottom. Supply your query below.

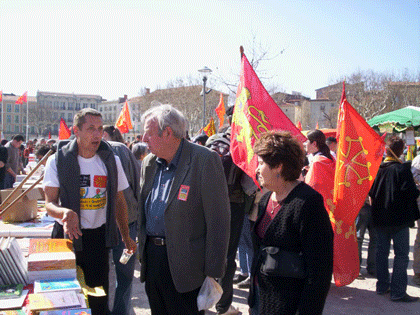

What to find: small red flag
left=203, top=117, right=216, bottom=137
left=115, top=101, right=133, bottom=134
left=15, top=91, right=27, bottom=104
left=296, top=121, right=302, bottom=131
left=0, top=90, right=2, bottom=102
left=316, top=122, right=319, bottom=129
left=48, top=131, right=51, bottom=139
left=58, top=118, right=71, bottom=140
left=231, top=49, right=306, bottom=184
left=215, top=92, right=226, bottom=129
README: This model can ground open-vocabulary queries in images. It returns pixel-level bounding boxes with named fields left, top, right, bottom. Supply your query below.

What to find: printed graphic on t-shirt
left=79, top=174, right=107, bottom=210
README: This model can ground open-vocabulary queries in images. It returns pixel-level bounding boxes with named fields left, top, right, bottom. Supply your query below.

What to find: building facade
left=1, top=94, right=37, bottom=139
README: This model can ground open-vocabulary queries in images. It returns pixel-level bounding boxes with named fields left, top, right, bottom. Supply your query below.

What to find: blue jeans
left=238, top=217, right=253, bottom=275
left=376, top=226, right=409, bottom=299
left=111, top=221, right=138, bottom=315
left=356, top=204, right=377, bottom=274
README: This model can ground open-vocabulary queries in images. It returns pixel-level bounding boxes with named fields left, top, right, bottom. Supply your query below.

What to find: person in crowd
left=43, top=108, right=137, bottom=314
left=369, top=136, right=420, bottom=302
left=34, top=144, right=51, bottom=165
left=304, top=129, right=335, bottom=194
left=33, top=138, right=38, bottom=147
left=411, top=151, right=420, bottom=286
left=102, top=125, right=141, bottom=315
left=46, top=139, right=56, bottom=147
left=23, top=140, right=34, bottom=166
left=0, top=139, right=8, bottom=146
left=326, top=136, right=337, bottom=158
left=138, top=104, right=230, bottom=315
left=131, top=142, right=149, bottom=168
left=0, top=142, right=8, bottom=189
left=192, top=133, right=208, bottom=146
left=39, top=138, right=47, bottom=145
left=206, top=132, right=246, bottom=315
left=249, top=130, right=333, bottom=314
left=103, top=125, right=125, bottom=143
left=356, top=196, right=377, bottom=278
left=4, top=134, right=25, bottom=188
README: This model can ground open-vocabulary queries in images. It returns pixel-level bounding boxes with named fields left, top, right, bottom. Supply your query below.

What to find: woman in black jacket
left=249, top=131, right=333, bottom=315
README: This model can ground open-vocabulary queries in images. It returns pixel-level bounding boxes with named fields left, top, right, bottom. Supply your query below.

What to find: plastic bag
left=197, top=276, right=223, bottom=311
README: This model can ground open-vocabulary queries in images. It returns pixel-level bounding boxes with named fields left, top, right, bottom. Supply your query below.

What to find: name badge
left=178, top=185, right=190, bottom=201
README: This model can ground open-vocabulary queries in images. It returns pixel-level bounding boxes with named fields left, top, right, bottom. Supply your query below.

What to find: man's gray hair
left=141, top=104, right=187, bottom=139
left=74, top=108, right=102, bottom=129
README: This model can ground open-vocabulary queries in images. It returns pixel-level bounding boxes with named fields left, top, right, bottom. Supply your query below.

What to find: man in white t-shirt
left=43, top=108, right=137, bottom=315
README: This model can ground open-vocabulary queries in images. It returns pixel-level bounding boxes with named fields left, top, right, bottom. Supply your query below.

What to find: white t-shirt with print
left=43, top=153, right=129, bottom=229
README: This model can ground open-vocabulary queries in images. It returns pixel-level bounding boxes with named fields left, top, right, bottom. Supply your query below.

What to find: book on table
left=0, top=284, right=23, bottom=300
left=0, top=310, right=26, bottom=314
left=1, top=239, right=26, bottom=285
left=0, top=238, right=19, bottom=285
left=7, top=237, right=29, bottom=284
left=28, top=291, right=82, bottom=313
left=34, top=278, right=81, bottom=294
left=38, top=308, right=91, bottom=315
left=0, top=289, right=29, bottom=310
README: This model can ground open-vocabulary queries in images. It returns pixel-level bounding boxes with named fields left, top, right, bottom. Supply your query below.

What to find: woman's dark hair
left=103, top=125, right=125, bottom=143
left=386, top=136, right=404, bottom=157
left=253, top=130, right=305, bottom=181
left=306, top=129, right=333, bottom=160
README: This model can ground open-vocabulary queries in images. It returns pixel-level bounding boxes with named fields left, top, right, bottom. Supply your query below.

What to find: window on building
left=60, top=112, right=65, bottom=119
left=68, top=113, right=72, bottom=122
left=54, top=101, right=59, bottom=109
left=76, top=103, right=81, bottom=110
left=7, top=125, right=11, bottom=132
left=14, top=104, right=20, bottom=113
left=53, top=112, right=58, bottom=120
left=61, top=102, right=66, bottom=110
left=14, top=125, right=19, bottom=133
left=31, top=127, right=35, bottom=134
left=7, top=104, right=11, bottom=113
left=14, top=115, right=19, bottom=123
left=6, top=115, right=11, bottom=123
left=53, top=124, right=59, bottom=133
left=68, top=102, right=74, bottom=110
left=23, top=116, right=26, bottom=123
left=91, top=103, right=96, bottom=109
left=83, top=103, right=88, bottom=108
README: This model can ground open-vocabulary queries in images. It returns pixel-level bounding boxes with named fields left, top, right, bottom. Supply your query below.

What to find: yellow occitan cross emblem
left=233, top=87, right=272, bottom=163
left=338, top=136, right=372, bottom=187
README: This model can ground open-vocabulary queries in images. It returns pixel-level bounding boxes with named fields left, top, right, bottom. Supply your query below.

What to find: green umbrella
left=367, top=106, right=420, bottom=132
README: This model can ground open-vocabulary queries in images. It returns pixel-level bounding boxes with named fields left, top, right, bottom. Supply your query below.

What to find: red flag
left=215, top=92, right=225, bottom=129
left=316, top=122, right=319, bottom=129
left=327, top=82, right=385, bottom=286
left=203, top=117, right=216, bottom=137
left=0, top=90, right=2, bottom=102
left=231, top=49, right=306, bottom=182
left=15, top=91, right=27, bottom=104
left=296, top=121, right=302, bottom=131
left=58, top=118, right=71, bottom=140
left=48, top=131, right=51, bottom=139
left=115, top=101, right=133, bottom=134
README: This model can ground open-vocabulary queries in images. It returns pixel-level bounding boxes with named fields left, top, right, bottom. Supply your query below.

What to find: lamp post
left=198, top=66, right=212, bottom=129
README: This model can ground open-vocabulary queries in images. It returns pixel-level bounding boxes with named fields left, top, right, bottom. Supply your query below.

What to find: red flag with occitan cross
left=115, top=101, right=133, bottom=134
left=215, top=92, right=226, bottom=129
left=15, top=92, right=27, bottom=104
left=58, top=118, right=71, bottom=140
left=230, top=46, right=306, bottom=183
left=329, top=82, right=385, bottom=286
left=203, top=117, right=216, bottom=137
left=296, top=120, right=302, bottom=131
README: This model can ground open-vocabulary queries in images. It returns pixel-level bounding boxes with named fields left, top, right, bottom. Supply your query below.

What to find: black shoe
left=391, top=294, right=419, bottom=303
left=377, top=288, right=390, bottom=295
left=233, top=274, right=248, bottom=284
left=237, top=277, right=250, bottom=288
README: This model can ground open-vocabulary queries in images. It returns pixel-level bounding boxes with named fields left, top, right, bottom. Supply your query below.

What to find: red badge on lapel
left=178, top=185, right=190, bottom=201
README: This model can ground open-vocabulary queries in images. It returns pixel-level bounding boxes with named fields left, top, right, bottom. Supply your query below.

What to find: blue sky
left=1, top=0, right=419, bottom=101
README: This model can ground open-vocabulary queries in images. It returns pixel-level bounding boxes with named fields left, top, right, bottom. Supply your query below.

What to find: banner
left=58, top=118, right=71, bottom=140
left=115, top=101, right=133, bottom=134
left=203, top=117, right=216, bottom=137
left=230, top=48, right=306, bottom=182
left=215, top=92, right=226, bottom=129
left=15, top=92, right=27, bottom=104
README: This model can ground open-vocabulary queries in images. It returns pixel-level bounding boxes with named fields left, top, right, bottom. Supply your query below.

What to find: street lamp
left=198, top=66, right=212, bottom=129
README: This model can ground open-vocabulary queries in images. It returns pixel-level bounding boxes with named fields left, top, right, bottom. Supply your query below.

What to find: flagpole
left=26, top=98, right=29, bottom=141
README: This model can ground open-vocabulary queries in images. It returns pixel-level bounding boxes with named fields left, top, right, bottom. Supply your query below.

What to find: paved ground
left=109, top=226, right=420, bottom=314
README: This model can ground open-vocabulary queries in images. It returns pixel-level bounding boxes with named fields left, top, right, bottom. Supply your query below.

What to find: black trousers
left=52, top=222, right=109, bottom=315
left=145, top=240, right=205, bottom=315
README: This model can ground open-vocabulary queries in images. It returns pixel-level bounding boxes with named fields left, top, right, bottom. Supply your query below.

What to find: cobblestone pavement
left=109, top=226, right=420, bottom=315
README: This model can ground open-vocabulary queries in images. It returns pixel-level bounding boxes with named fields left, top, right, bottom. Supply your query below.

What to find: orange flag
left=215, top=92, right=225, bottom=129
left=316, top=122, right=319, bottom=129
left=15, top=91, right=27, bottom=104
left=115, top=101, right=133, bottom=134
left=58, top=118, right=71, bottom=140
left=296, top=120, right=302, bottom=131
left=231, top=47, right=306, bottom=183
left=203, top=117, right=216, bottom=137
left=328, top=82, right=385, bottom=287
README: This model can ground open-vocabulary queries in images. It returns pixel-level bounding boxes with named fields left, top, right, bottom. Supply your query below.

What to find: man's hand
left=122, top=236, right=137, bottom=253
left=61, top=209, right=83, bottom=240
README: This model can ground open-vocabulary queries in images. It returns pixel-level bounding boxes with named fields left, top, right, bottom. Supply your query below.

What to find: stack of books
left=0, top=237, right=28, bottom=285
left=27, top=239, right=76, bottom=283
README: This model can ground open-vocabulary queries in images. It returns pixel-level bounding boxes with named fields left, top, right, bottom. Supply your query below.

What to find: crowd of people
left=2, top=103, right=418, bottom=314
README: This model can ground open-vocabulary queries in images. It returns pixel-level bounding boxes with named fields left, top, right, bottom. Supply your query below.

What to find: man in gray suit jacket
left=138, top=104, right=231, bottom=315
